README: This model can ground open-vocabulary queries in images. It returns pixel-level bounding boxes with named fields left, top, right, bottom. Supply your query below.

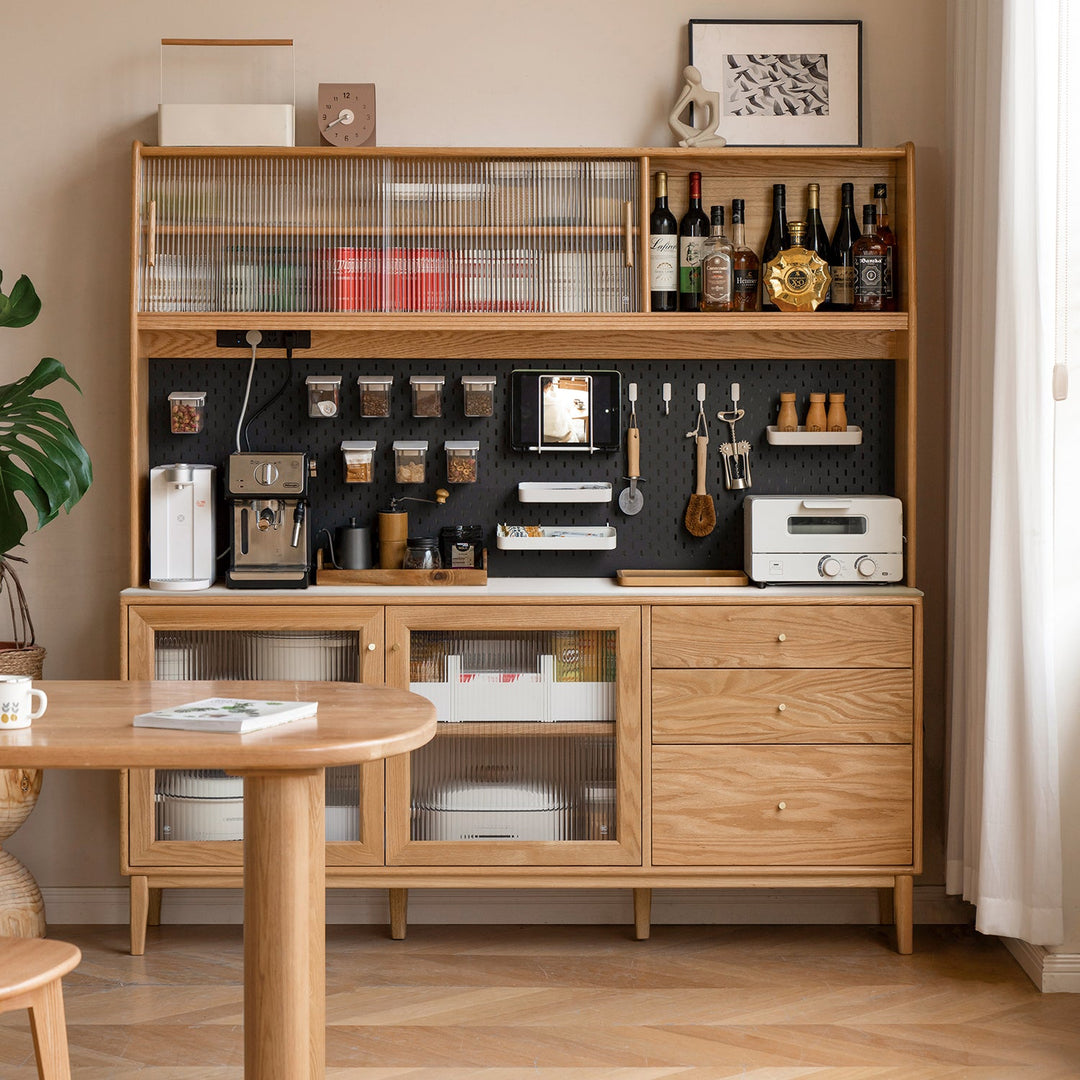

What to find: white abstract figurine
left=668, top=65, right=727, bottom=148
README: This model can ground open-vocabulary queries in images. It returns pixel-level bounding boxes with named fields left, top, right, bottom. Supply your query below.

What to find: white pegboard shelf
left=517, top=482, right=613, bottom=503
left=497, top=526, right=617, bottom=551
left=766, top=425, right=863, bottom=446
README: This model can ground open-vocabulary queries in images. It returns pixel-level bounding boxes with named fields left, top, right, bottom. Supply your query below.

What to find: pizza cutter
left=618, top=383, right=644, bottom=515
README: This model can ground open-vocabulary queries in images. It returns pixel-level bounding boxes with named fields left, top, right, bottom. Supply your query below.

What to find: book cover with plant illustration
left=133, top=697, right=318, bottom=733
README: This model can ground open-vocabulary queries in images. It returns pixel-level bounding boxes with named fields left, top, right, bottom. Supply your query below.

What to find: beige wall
left=2, top=1, right=949, bottom=894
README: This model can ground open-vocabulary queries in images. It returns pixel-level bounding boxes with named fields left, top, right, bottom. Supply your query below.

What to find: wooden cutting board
left=614, top=569, right=749, bottom=587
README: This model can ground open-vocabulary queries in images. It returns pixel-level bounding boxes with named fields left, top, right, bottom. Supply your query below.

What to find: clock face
left=318, top=83, right=376, bottom=147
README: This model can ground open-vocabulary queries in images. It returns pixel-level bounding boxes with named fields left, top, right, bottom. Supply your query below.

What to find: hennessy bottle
left=762, top=220, right=832, bottom=312
left=730, top=198, right=760, bottom=311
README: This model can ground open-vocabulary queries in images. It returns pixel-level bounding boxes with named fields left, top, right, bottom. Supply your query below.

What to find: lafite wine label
left=649, top=235, right=677, bottom=290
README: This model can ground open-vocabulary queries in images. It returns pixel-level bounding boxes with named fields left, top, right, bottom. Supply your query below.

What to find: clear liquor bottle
left=699, top=205, right=733, bottom=312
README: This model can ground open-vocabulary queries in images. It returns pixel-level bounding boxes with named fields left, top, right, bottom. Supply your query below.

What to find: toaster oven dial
left=856, top=556, right=878, bottom=577
left=818, top=556, right=841, bottom=578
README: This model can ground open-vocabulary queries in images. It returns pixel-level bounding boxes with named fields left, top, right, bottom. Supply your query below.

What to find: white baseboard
left=42, top=884, right=973, bottom=929
left=1004, top=937, right=1080, bottom=993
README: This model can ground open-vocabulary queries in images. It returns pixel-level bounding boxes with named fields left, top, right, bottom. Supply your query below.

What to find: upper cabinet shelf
left=133, top=142, right=914, bottom=324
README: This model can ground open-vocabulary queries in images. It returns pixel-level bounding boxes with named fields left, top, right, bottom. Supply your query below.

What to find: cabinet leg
left=130, top=877, right=149, bottom=956
left=389, top=888, right=408, bottom=940
left=148, top=886, right=163, bottom=927
left=893, top=875, right=913, bottom=955
left=633, top=888, right=651, bottom=941
left=877, top=887, right=894, bottom=926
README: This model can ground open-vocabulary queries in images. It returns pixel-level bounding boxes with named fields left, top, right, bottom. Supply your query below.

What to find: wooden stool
left=0, top=936, right=81, bottom=1079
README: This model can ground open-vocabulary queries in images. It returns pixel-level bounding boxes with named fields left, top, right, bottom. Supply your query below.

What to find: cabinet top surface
left=121, top=581, right=923, bottom=602
left=0, top=680, right=436, bottom=770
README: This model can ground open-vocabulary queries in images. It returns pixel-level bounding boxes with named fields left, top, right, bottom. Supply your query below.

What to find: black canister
left=439, top=525, right=485, bottom=569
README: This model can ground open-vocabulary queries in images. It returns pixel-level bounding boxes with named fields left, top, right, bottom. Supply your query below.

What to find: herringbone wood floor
left=1, top=923, right=1077, bottom=1078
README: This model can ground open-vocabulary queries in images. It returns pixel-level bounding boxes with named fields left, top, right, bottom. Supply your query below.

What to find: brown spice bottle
left=777, top=392, right=798, bottom=431
left=805, top=392, right=827, bottom=432
left=827, top=392, right=848, bottom=433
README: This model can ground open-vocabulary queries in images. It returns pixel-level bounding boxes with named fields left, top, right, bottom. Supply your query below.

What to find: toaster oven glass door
left=787, top=515, right=868, bottom=535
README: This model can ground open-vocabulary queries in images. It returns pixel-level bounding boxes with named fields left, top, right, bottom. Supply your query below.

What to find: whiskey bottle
left=873, top=183, right=899, bottom=310
left=852, top=205, right=888, bottom=312
left=700, top=205, right=733, bottom=312
left=730, top=199, right=760, bottom=311
left=649, top=171, right=678, bottom=312
left=760, top=184, right=789, bottom=311
left=762, top=220, right=832, bottom=312
left=829, top=182, right=861, bottom=311
left=678, top=171, right=710, bottom=311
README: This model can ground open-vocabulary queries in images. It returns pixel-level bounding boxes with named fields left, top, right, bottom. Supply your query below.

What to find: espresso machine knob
left=254, top=461, right=279, bottom=486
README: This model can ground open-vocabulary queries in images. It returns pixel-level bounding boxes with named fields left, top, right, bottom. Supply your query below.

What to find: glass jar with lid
left=445, top=440, right=479, bottom=483
left=169, top=391, right=205, bottom=434
left=357, top=375, right=393, bottom=417
left=402, top=537, right=441, bottom=570
left=461, top=375, right=496, bottom=417
left=393, top=440, right=428, bottom=483
left=410, top=375, right=445, bottom=418
left=306, top=375, right=342, bottom=418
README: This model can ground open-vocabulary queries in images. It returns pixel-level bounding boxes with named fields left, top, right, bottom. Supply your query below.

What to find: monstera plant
left=0, top=268, right=93, bottom=669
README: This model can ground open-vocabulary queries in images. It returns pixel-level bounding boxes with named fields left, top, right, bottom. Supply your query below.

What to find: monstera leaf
left=0, top=271, right=93, bottom=555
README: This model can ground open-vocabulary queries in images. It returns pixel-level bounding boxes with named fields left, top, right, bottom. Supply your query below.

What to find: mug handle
left=29, top=688, right=47, bottom=720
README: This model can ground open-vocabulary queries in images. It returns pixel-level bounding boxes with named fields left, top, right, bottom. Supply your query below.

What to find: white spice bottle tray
left=496, top=525, right=617, bottom=550
left=766, top=426, right=863, bottom=446
left=517, top=482, right=613, bottom=503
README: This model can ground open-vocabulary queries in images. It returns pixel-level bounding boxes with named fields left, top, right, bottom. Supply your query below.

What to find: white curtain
left=946, top=0, right=1064, bottom=943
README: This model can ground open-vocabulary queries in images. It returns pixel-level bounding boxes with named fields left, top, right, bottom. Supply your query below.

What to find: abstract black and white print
left=724, top=54, right=830, bottom=117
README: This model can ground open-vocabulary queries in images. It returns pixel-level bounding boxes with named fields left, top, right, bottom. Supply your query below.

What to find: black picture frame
left=688, top=19, right=863, bottom=147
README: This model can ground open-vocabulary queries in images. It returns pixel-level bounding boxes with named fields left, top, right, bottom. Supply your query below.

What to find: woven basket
left=0, top=557, right=44, bottom=677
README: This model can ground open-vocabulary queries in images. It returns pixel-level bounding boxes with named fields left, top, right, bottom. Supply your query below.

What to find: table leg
left=242, top=768, right=325, bottom=1080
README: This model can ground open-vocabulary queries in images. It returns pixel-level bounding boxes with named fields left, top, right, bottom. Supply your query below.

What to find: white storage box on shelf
left=517, top=482, right=613, bottom=503
left=411, top=654, right=614, bottom=724
left=496, top=525, right=616, bottom=550
left=416, top=781, right=572, bottom=841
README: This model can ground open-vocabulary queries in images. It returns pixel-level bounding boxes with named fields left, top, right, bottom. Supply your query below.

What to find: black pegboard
left=150, top=356, right=893, bottom=576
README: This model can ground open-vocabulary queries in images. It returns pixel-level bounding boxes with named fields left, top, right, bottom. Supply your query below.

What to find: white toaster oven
left=744, top=495, right=904, bottom=584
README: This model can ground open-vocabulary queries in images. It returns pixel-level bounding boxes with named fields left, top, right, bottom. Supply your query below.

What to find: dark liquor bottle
left=829, top=182, right=861, bottom=311
left=874, top=183, right=899, bottom=310
left=700, top=205, right=733, bottom=312
left=805, top=183, right=834, bottom=308
left=648, top=171, right=678, bottom=312
left=730, top=199, right=760, bottom=311
left=760, top=183, right=789, bottom=311
left=678, top=171, right=710, bottom=311
left=852, top=205, right=888, bottom=312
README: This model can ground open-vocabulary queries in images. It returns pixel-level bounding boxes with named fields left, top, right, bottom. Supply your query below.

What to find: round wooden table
left=0, top=680, right=437, bottom=1080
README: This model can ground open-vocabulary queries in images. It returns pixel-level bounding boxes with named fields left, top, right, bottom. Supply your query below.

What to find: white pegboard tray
left=517, top=482, right=613, bottom=503
left=497, top=525, right=617, bottom=550
left=766, top=425, right=863, bottom=446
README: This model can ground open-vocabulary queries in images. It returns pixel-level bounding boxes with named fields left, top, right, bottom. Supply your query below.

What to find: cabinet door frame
left=384, top=604, right=642, bottom=866
left=121, top=603, right=386, bottom=871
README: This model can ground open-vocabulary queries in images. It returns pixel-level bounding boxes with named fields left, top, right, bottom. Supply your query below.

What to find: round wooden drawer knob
left=777, top=633, right=787, bottom=642
left=390, top=643, right=401, bottom=652
left=777, top=703, right=787, bottom=712
left=367, top=642, right=377, bottom=651
left=777, top=801, right=787, bottom=810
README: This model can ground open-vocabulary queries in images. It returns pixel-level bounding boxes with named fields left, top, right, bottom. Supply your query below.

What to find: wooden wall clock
left=318, top=83, right=376, bottom=147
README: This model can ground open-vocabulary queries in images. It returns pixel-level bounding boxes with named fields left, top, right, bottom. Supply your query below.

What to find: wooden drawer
left=652, top=745, right=913, bottom=866
left=650, top=605, right=913, bottom=669
left=652, top=668, right=913, bottom=744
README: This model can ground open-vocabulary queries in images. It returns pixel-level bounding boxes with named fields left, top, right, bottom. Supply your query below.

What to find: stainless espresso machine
left=225, top=452, right=313, bottom=588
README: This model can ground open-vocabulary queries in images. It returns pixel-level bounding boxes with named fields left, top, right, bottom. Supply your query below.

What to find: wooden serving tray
left=614, top=569, right=749, bottom=587
left=315, top=548, right=488, bottom=586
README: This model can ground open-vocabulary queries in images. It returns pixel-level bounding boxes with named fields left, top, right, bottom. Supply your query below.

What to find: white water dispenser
left=149, top=464, right=217, bottom=590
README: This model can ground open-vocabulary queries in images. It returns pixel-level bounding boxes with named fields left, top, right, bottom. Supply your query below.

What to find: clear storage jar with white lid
left=461, top=375, right=496, bottom=417
left=357, top=375, right=393, bottom=417
left=169, top=391, right=205, bottom=434
left=306, top=375, right=342, bottom=418
left=340, top=440, right=376, bottom=483
left=393, top=440, right=428, bottom=483
left=410, top=375, right=445, bottom=418
left=445, top=440, right=479, bottom=483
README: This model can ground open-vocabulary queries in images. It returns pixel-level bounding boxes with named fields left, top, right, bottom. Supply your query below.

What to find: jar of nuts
left=168, top=391, right=206, bottom=434
left=445, top=440, right=479, bottom=484
left=357, top=376, right=393, bottom=417
left=393, top=440, right=428, bottom=484
left=340, top=440, right=377, bottom=483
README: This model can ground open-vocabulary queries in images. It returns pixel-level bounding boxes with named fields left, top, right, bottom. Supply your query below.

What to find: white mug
left=0, top=675, right=48, bottom=730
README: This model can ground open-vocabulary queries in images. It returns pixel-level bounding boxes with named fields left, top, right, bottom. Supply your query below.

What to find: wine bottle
left=829, top=182, right=861, bottom=311
left=805, top=183, right=834, bottom=308
left=678, top=171, right=710, bottom=311
left=730, top=199, right=760, bottom=311
left=760, top=183, right=789, bottom=311
left=874, top=183, right=899, bottom=310
left=852, top=204, right=888, bottom=312
left=700, top=205, right=733, bottom=312
left=648, top=171, right=678, bottom=312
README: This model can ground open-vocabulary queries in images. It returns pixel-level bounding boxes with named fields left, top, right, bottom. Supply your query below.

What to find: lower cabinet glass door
left=124, top=606, right=385, bottom=868
left=385, top=606, right=641, bottom=866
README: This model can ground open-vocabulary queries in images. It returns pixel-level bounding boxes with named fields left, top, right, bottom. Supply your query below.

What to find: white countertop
left=123, top=580, right=923, bottom=600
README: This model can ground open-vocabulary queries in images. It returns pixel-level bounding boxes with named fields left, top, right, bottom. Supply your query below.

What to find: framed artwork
left=688, top=20, right=862, bottom=147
